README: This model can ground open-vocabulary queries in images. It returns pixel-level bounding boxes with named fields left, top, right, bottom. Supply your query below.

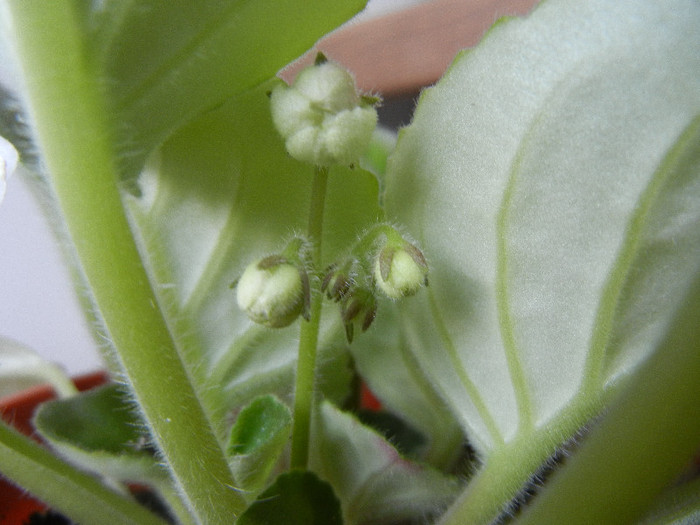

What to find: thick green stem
left=438, top=393, right=604, bottom=525
left=290, top=166, right=329, bottom=469
left=516, top=269, right=700, bottom=525
left=5, top=2, right=245, bottom=522
left=0, top=420, right=168, bottom=525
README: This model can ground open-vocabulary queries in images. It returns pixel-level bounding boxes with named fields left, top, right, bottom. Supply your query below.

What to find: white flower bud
left=236, top=257, right=306, bottom=328
left=374, top=244, right=428, bottom=299
left=270, top=61, right=378, bottom=167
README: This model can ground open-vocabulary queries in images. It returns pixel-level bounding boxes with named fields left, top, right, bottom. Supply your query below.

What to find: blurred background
left=0, top=0, right=431, bottom=377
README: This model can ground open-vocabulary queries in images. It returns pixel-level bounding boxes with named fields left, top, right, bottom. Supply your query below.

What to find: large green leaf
left=352, top=0, right=700, bottom=520
left=85, top=0, right=369, bottom=180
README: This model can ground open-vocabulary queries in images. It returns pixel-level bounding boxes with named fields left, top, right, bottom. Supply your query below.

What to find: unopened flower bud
left=321, top=263, right=352, bottom=302
left=236, top=256, right=308, bottom=328
left=270, top=59, right=378, bottom=167
left=374, top=243, right=428, bottom=299
left=336, top=286, right=377, bottom=343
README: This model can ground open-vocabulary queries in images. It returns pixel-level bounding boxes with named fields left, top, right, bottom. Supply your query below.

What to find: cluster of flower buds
left=320, top=228, right=428, bottom=341
left=235, top=239, right=311, bottom=328
left=234, top=228, right=428, bottom=340
left=322, top=262, right=377, bottom=343
left=270, top=54, right=379, bottom=167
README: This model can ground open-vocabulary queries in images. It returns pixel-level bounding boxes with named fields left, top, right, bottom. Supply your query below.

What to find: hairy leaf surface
left=354, top=0, right=700, bottom=461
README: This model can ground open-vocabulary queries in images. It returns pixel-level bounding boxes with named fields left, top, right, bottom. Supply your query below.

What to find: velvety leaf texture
left=227, top=395, right=292, bottom=494
left=238, top=470, right=343, bottom=525
left=353, top=0, right=700, bottom=458
left=85, top=0, right=368, bottom=179
left=311, top=401, right=461, bottom=525
left=33, top=384, right=167, bottom=483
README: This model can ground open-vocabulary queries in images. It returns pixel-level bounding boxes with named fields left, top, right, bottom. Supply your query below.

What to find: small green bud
left=236, top=257, right=308, bottom=328
left=374, top=243, right=428, bottom=299
left=270, top=60, right=378, bottom=167
left=321, top=263, right=352, bottom=302
left=339, top=287, right=377, bottom=343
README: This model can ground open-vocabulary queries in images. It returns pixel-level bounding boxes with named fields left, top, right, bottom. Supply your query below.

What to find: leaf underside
left=353, top=0, right=700, bottom=468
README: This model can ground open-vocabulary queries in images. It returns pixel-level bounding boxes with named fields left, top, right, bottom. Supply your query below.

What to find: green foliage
left=33, top=385, right=165, bottom=481
left=238, top=470, right=343, bottom=525
left=352, top=0, right=700, bottom=522
left=311, top=401, right=461, bottom=524
left=0, top=419, right=169, bottom=525
left=227, top=395, right=292, bottom=495
left=0, top=0, right=698, bottom=523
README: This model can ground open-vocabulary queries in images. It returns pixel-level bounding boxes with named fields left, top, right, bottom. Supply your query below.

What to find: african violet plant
left=0, top=0, right=699, bottom=523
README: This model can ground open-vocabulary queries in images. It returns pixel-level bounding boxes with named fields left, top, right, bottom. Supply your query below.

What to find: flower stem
left=291, top=166, right=329, bottom=469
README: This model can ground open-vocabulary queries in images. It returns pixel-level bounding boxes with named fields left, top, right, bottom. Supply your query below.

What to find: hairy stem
left=291, top=166, right=329, bottom=469
left=4, top=2, right=245, bottom=521
left=439, top=392, right=604, bottom=525
left=517, top=268, right=700, bottom=525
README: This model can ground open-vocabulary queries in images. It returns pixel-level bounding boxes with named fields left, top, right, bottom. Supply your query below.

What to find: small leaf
left=311, top=401, right=461, bottom=524
left=237, top=470, right=342, bottom=525
left=33, top=384, right=167, bottom=484
left=227, top=395, right=291, bottom=494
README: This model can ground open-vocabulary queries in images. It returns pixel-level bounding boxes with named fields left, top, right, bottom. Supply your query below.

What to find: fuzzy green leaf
left=33, top=384, right=167, bottom=485
left=358, top=0, right=700, bottom=450
left=227, top=395, right=291, bottom=495
left=0, top=419, right=169, bottom=525
left=310, top=401, right=461, bottom=525
left=237, top=470, right=343, bottom=525
left=352, top=0, right=700, bottom=521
